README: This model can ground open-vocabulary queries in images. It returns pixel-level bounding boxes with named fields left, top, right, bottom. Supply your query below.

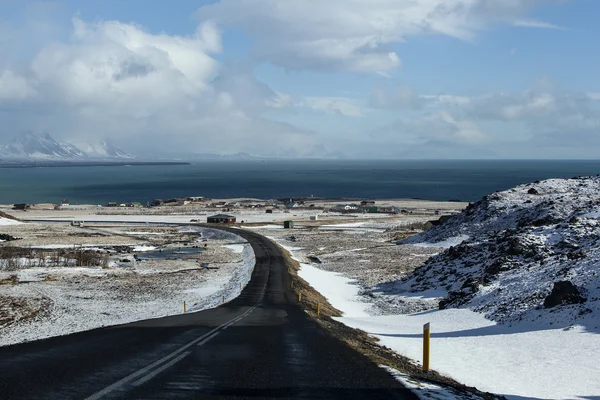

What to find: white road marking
left=86, top=234, right=271, bottom=399
left=131, top=351, right=192, bottom=387
left=196, top=331, right=220, bottom=346
left=85, top=307, right=254, bottom=400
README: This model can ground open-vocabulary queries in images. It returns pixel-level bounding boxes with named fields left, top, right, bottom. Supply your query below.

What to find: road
left=0, top=226, right=417, bottom=399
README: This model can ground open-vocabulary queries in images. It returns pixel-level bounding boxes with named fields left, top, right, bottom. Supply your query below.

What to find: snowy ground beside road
left=0, top=225, right=255, bottom=347
left=266, top=221, right=600, bottom=400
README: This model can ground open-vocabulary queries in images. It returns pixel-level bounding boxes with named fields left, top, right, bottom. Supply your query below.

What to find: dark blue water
left=1, top=160, right=599, bottom=205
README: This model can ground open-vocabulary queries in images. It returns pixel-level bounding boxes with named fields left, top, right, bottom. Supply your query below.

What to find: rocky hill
left=400, top=176, right=600, bottom=329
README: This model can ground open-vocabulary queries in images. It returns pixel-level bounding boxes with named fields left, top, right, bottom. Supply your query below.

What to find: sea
left=1, top=160, right=599, bottom=205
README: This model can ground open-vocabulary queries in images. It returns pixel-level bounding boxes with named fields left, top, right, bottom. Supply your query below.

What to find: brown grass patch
left=278, top=244, right=505, bottom=400
left=0, top=211, right=20, bottom=221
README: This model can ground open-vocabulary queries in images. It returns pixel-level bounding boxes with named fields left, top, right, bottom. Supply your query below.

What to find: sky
left=0, top=0, right=599, bottom=159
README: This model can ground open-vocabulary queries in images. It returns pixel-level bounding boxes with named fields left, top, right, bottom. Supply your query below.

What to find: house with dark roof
left=207, top=214, right=236, bottom=224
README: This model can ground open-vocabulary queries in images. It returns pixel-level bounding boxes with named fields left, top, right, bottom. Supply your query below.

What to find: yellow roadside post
left=298, top=292, right=302, bottom=302
left=317, top=303, right=321, bottom=316
left=423, top=322, right=431, bottom=372
left=183, top=301, right=187, bottom=313
left=222, top=295, right=225, bottom=304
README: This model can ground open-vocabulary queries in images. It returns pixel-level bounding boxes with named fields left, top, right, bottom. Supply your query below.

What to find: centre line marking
left=85, top=307, right=256, bottom=399
left=132, top=351, right=192, bottom=387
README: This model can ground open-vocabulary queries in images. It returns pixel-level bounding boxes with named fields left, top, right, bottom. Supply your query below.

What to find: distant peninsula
left=0, top=160, right=190, bottom=168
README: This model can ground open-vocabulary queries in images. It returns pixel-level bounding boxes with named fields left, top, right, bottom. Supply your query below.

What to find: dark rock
left=308, top=255, right=322, bottom=264
left=567, top=251, right=585, bottom=260
left=543, top=281, right=586, bottom=308
left=506, top=237, right=526, bottom=256
left=0, top=234, right=20, bottom=241
left=527, top=188, right=539, bottom=195
left=460, top=277, right=481, bottom=293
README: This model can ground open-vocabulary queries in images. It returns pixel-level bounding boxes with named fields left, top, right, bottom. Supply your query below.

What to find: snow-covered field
left=0, top=217, right=22, bottom=226
left=0, top=224, right=255, bottom=346
left=261, top=178, right=600, bottom=400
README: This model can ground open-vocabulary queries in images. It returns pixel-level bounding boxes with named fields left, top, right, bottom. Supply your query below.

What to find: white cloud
left=513, top=19, right=566, bottom=30
left=466, top=88, right=600, bottom=135
left=196, top=0, right=558, bottom=73
left=0, top=70, right=36, bottom=101
left=370, top=87, right=422, bottom=109
left=297, top=97, right=365, bottom=117
left=0, top=17, right=324, bottom=157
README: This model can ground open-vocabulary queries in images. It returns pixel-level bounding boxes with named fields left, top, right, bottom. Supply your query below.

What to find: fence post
left=184, top=301, right=187, bottom=313
left=423, top=322, right=430, bottom=372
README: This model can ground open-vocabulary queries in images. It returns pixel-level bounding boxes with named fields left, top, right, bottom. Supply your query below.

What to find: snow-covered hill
left=400, top=176, right=600, bottom=328
left=75, top=140, right=135, bottom=159
left=1, top=132, right=134, bottom=160
left=2, top=132, right=86, bottom=159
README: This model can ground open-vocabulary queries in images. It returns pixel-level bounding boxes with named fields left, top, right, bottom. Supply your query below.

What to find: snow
left=320, top=222, right=366, bottom=228
left=222, top=244, right=244, bottom=254
left=298, top=263, right=371, bottom=317
left=250, top=224, right=284, bottom=229
left=132, top=245, right=157, bottom=252
left=412, top=235, right=469, bottom=249
left=0, top=229, right=256, bottom=347
left=0, top=217, right=22, bottom=226
left=383, top=366, right=485, bottom=400
left=341, top=309, right=600, bottom=400
left=281, top=220, right=600, bottom=400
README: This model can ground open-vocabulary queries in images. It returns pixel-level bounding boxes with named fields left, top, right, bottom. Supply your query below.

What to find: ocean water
left=0, top=160, right=599, bottom=205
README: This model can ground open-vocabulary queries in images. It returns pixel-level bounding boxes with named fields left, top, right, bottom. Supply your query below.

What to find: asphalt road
left=0, top=226, right=417, bottom=399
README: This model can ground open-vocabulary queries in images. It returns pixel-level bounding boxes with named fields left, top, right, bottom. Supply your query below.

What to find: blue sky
left=0, top=0, right=599, bottom=158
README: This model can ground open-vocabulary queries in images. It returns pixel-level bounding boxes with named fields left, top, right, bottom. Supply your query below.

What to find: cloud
left=196, top=0, right=559, bottom=73
left=296, top=97, right=365, bottom=117
left=466, top=86, right=600, bottom=135
left=369, top=87, right=422, bottom=109
left=0, top=17, right=325, bottom=157
left=513, top=19, right=566, bottom=30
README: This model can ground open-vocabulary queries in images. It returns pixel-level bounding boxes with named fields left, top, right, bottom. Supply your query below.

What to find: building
left=266, top=209, right=273, bottom=214
left=360, top=206, right=379, bottom=213
left=284, top=220, right=294, bottom=229
left=106, top=202, right=118, bottom=207
left=207, top=214, right=236, bottom=224
left=310, top=215, right=319, bottom=221
left=379, top=206, right=402, bottom=214
left=330, top=203, right=360, bottom=213
left=13, top=203, right=31, bottom=211
left=360, top=200, right=375, bottom=206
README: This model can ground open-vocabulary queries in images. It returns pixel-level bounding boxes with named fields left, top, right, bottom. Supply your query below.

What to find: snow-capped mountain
left=0, top=132, right=134, bottom=160
left=2, top=132, right=86, bottom=159
left=75, top=140, right=135, bottom=159
left=398, top=177, right=600, bottom=329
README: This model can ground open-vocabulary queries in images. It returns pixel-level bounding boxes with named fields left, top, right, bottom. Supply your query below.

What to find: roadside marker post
left=184, top=301, right=187, bottom=313
left=222, top=295, right=225, bottom=304
left=298, top=292, right=302, bottom=302
left=423, top=322, right=431, bottom=372
left=317, top=303, right=321, bottom=316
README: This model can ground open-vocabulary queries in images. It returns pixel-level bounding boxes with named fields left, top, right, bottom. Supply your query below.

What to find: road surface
left=0, top=226, right=417, bottom=399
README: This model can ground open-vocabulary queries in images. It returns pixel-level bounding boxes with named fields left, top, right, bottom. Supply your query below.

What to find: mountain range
left=0, top=132, right=135, bottom=160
